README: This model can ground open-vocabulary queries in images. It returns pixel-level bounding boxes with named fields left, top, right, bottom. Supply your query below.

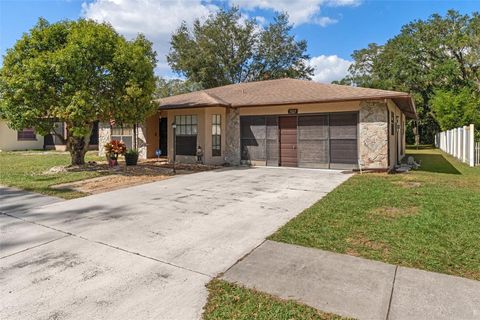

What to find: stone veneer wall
left=225, top=107, right=241, bottom=165
left=97, top=122, right=147, bottom=159
left=359, top=100, right=389, bottom=169
left=98, top=122, right=111, bottom=157
left=135, top=123, right=147, bottom=159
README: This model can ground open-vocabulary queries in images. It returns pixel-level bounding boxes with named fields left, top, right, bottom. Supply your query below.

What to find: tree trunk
left=67, top=134, right=90, bottom=166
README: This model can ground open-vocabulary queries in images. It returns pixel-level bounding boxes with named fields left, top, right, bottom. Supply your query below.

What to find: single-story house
left=0, top=120, right=44, bottom=151
left=99, top=78, right=416, bottom=170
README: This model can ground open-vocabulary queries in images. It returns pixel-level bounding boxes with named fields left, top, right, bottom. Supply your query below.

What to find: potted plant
left=125, top=149, right=139, bottom=166
left=104, top=140, right=126, bottom=167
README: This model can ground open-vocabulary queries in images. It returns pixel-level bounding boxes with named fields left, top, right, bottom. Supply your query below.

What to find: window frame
left=111, top=124, right=134, bottom=150
left=175, top=115, right=198, bottom=156
left=212, top=114, right=221, bottom=157
left=17, top=128, right=37, bottom=141
left=390, top=111, right=395, bottom=135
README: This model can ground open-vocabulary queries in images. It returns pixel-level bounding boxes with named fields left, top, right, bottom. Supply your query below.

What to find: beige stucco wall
left=387, top=99, right=405, bottom=166
left=164, top=106, right=226, bottom=165
left=0, top=120, right=44, bottom=151
left=239, top=100, right=360, bottom=116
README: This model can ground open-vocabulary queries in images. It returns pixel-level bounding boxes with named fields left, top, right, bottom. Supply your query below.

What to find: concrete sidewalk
left=222, top=240, right=480, bottom=320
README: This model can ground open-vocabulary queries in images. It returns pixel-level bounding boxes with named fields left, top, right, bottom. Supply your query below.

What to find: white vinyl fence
left=435, top=124, right=478, bottom=167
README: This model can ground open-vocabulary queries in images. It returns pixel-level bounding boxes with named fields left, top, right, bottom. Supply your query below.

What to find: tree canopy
left=0, top=18, right=157, bottom=165
left=167, top=8, right=313, bottom=89
left=337, top=10, right=480, bottom=143
left=154, top=77, right=201, bottom=98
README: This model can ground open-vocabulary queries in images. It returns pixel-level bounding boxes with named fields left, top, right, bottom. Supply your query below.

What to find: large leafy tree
left=0, top=18, right=157, bottom=165
left=154, top=77, right=202, bottom=98
left=338, top=10, right=480, bottom=143
left=167, top=8, right=313, bottom=89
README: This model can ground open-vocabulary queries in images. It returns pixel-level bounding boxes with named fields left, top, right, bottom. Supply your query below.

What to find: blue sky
left=1, top=0, right=478, bottom=82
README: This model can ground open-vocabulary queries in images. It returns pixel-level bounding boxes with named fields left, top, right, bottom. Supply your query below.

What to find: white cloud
left=81, top=0, right=218, bottom=74
left=313, top=16, right=338, bottom=27
left=308, top=55, right=352, bottom=83
left=231, top=0, right=360, bottom=26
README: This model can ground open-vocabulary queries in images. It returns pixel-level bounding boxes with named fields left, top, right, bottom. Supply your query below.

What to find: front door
left=279, top=116, right=297, bottom=167
left=159, top=117, right=168, bottom=157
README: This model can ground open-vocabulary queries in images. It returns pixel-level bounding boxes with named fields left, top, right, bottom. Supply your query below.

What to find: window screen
left=111, top=125, right=133, bottom=150
left=17, top=128, right=36, bottom=141
left=175, top=115, right=197, bottom=156
left=212, top=114, right=221, bottom=156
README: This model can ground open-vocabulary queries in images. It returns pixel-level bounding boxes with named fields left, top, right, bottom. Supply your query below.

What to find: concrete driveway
left=1, top=167, right=351, bottom=320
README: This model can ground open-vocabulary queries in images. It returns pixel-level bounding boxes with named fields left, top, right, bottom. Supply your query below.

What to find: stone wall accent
left=98, top=122, right=111, bottom=157
left=359, top=100, right=389, bottom=169
left=225, top=107, right=241, bottom=165
left=136, top=122, right=147, bottom=159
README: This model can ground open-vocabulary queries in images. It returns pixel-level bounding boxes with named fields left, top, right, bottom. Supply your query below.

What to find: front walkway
left=222, top=240, right=480, bottom=320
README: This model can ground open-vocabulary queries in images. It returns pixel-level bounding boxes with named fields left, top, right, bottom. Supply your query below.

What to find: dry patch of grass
left=369, top=206, right=419, bottom=219
left=346, top=234, right=390, bottom=258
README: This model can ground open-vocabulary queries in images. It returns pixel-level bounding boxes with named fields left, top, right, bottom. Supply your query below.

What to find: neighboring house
left=44, top=121, right=99, bottom=151
left=0, top=120, right=44, bottom=151
left=99, top=78, right=416, bottom=170
left=0, top=119, right=99, bottom=152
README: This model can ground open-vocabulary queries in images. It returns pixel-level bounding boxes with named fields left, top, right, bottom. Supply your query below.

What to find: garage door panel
left=298, top=115, right=329, bottom=168
left=330, top=139, right=357, bottom=164
left=298, top=140, right=329, bottom=168
left=330, top=112, right=358, bottom=166
left=241, top=116, right=266, bottom=139
left=241, top=138, right=266, bottom=161
left=330, top=113, right=357, bottom=140
left=266, top=116, right=279, bottom=166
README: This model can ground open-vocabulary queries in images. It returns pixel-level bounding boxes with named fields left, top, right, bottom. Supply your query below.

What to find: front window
left=17, top=128, right=36, bottom=141
left=390, top=111, right=395, bottom=135
left=212, top=114, right=221, bottom=156
left=175, top=115, right=197, bottom=156
left=111, top=125, right=133, bottom=149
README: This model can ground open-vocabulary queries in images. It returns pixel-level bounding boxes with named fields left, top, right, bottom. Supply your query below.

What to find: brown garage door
left=279, top=117, right=297, bottom=167
left=329, top=112, right=358, bottom=168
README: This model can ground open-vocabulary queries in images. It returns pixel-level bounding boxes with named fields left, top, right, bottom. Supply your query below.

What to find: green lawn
left=203, top=280, right=349, bottom=320
left=270, top=147, right=480, bottom=281
left=0, top=151, right=106, bottom=199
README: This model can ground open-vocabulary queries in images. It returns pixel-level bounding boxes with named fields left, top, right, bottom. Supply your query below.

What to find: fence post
left=454, top=128, right=458, bottom=158
left=460, top=127, right=464, bottom=160
left=469, top=124, right=475, bottom=167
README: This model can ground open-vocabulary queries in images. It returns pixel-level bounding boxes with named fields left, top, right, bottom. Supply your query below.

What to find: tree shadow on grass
left=409, top=153, right=461, bottom=174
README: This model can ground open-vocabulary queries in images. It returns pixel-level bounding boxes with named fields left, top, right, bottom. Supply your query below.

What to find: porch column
left=225, top=107, right=241, bottom=165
